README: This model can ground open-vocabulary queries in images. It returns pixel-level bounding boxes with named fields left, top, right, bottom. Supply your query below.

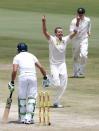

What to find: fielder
left=69, top=7, right=91, bottom=77
left=42, top=15, right=80, bottom=108
left=8, top=43, right=49, bottom=124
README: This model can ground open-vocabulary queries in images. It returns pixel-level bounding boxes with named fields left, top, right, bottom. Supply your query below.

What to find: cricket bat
left=2, top=91, right=13, bottom=123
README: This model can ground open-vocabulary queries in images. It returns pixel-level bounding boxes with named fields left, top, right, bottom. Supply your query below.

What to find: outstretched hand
left=76, top=16, right=80, bottom=27
left=42, top=15, right=46, bottom=22
left=77, top=16, right=81, bottom=22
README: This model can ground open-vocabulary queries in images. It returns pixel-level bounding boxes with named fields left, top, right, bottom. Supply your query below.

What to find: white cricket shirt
left=48, top=35, right=70, bottom=64
left=70, top=16, right=91, bottom=39
left=13, top=52, right=38, bottom=77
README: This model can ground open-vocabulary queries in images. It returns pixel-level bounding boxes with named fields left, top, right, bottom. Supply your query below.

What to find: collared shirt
left=70, top=16, right=91, bottom=40
left=48, top=35, right=70, bottom=64
left=13, top=52, right=38, bottom=77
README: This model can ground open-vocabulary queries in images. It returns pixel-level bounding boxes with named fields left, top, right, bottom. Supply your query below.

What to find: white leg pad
left=25, top=97, right=36, bottom=122
left=18, top=98, right=26, bottom=122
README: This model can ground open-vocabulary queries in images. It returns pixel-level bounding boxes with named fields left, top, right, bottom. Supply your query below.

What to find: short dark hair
left=54, top=27, right=63, bottom=34
left=77, top=7, right=85, bottom=14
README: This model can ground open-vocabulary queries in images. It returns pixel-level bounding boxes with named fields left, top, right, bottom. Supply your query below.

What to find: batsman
left=8, top=43, right=49, bottom=124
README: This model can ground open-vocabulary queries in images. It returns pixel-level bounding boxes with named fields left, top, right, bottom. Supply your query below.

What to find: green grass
left=0, top=0, right=99, bottom=16
left=0, top=0, right=99, bottom=121
left=0, top=8, right=98, bottom=61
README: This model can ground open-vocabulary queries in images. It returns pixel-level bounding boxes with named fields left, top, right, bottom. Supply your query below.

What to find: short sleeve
left=64, top=35, right=71, bottom=45
left=13, top=56, right=19, bottom=64
left=33, top=55, right=39, bottom=64
left=48, top=35, right=54, bottom=44
left=69, top=19, right=76, bottom=32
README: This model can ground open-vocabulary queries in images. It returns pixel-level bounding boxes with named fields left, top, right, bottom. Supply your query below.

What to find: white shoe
left=73, top=74, right=85, bottom=78
left=73, top=75, right=79, bottom=78
left=24, top=113, right=31, bottom=124
left=24, top=119, right=34, bottom=124
left=53, top=103, right=64, bottom=108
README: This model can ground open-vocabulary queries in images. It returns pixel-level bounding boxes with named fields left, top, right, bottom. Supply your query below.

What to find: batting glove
left=43, top=76, right=50, bottom=88
left=8, top=81, right=15, bottom=92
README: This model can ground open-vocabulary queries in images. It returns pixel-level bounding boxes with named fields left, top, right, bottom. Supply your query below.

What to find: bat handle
left=9, top=91, right=13, bottom=98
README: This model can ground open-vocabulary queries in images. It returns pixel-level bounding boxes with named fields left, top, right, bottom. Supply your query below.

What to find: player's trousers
left=18, top=75, right=37, bottom=121
left=18, top=75, right=37, bottom=99
left=50, top=62, right=68, bottom=104
left=72, top=37, right=88, bottom=76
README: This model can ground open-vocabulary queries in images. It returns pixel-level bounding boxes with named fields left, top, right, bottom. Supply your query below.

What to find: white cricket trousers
left=50, top=62, right=68, bottom=104
left=72, top=38, right=88, bottom=76
left=18, top=75, right=37, bottom=99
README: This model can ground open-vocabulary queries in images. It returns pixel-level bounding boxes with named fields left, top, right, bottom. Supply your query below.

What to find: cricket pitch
left=0, top=103, right=99, bottom=131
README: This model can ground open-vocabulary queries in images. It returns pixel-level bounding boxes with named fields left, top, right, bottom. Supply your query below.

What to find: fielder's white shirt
left=13, top=52, right=38, bottom=77
left=70, top=16, right=91, bottom=40
left=48, top=35, right=70, bottom=64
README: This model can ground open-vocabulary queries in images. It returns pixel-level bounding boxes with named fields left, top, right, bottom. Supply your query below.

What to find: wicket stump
left=39, top=91, right=51, bottom=125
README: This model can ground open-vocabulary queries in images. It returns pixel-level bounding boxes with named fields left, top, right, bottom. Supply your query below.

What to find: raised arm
left=70, top=16, right=80, bottom=39
left=42, top=16, right=50, bottom=40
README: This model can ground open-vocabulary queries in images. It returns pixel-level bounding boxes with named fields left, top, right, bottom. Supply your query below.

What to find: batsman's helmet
left=77, top=7, right=85, bottom=14
left=17, top=42, right=28, bottom=53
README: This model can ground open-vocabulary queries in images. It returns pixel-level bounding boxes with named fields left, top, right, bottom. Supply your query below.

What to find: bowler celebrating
left=42, top=15, right=80, bottom=108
